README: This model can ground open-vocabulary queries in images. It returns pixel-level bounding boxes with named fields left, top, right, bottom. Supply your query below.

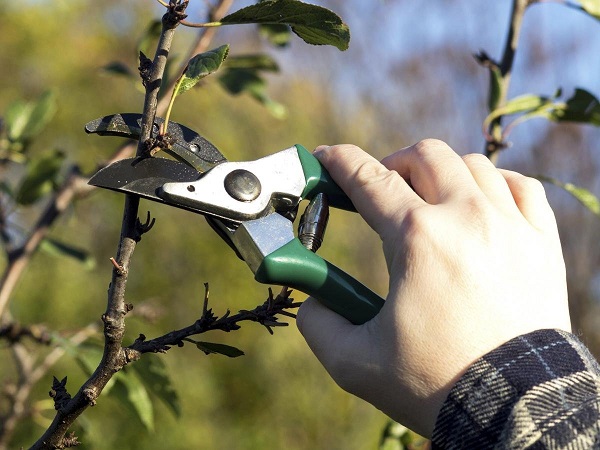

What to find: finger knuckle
left=349, top=160, right=396, bottom=193
left=462, top=153, right=491, bottom=167
left=510, top=175, right=547, bottom=199
left=327, top=144, right=363, bottom=158
left=412, top=138, right=452, bottom=158
left=522, top=177, right=546, bottom=196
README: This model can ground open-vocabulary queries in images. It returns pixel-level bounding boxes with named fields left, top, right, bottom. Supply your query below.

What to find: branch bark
left=484, top=0, right=532, bottom=165
left=0, top=0, right=234, bottom=320
left=128, top=287, right=299, bottom=357
left=29, top=6, right=183, bottom=448
left=1, top=2, right=237, bottom=448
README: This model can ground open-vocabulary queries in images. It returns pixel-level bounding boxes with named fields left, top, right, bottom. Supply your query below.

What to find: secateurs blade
left=85, top=113, right=225, bottom=172
left=87, top=113, right=384, bottom=324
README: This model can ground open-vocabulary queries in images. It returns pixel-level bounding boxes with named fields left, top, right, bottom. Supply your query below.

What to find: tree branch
left=0, top=139, right=135, bottom=323
left=0, top=168, right=89, bottom=321
left=0, top=324, right=98, bottom=450
left=0, top=0, right=235, bottom=322
left=128, top=287, right=300, bottom=357
left=29, top=4, right=185, bottom=447
left=483, top=0, right=532, bottom=164
left=0, top=1, right=237, bottom=447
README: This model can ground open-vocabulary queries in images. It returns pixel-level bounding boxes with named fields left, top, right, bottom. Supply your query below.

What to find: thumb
left=297, top=297, right=376, bottom=392
left=297, top=297, right=353, bottom=358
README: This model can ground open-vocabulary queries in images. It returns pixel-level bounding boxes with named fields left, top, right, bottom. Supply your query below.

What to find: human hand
left=296, top=140, right=571, bottom=437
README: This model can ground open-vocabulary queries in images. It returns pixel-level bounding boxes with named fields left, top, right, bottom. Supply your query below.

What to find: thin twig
left=0, top=324, right=98, bottom=450
left=0, top=141, right=133, bottom=322
left=483, top=0, right=531, bottom=164
left=128, top=288, right=300, bottom=356
left=156, top=0, right=235, bottom=113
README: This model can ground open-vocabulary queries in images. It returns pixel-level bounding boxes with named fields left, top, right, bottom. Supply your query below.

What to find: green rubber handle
left=255, top=238, right=385, bottom=325
left=295, top=145, right=355, bottom=211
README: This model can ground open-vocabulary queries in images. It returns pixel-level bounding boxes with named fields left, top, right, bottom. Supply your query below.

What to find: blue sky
left=16, top=0, right=600, bottom=157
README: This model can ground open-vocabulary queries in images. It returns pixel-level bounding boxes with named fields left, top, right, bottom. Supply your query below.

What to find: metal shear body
left=87, top=114, right=384, bottom=324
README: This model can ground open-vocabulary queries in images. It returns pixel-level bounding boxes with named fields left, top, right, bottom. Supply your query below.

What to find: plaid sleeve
left=431, top=329, right=600, bottom=449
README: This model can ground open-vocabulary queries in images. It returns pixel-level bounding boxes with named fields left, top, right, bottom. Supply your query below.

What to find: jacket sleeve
left=431, top=329, right=600, bottom=449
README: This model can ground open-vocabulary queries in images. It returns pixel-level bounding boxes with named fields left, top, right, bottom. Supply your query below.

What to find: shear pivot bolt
left=224, top=169, right=261, bottom=202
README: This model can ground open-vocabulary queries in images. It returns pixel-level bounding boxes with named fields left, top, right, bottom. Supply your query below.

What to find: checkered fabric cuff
left=431, top=329, right=600, bottom=449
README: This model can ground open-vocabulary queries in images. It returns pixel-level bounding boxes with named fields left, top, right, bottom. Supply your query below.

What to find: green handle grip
left=255, top=238, right=385, bottom=325
left=295, top=145, right=355, bottom=211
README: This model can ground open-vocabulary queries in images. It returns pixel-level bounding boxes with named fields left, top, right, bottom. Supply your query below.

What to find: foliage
left=379, top=421, right=429, bottom=450
left=0, top=1, right=382, bottom=449
left=1, top=0, right=600, bottom=449
left=219, top=0, right=350, bottom=50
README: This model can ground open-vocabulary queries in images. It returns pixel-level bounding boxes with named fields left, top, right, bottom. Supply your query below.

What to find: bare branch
left=0, top=0, right=235, bottom=322
left=0, top=324, right=98, bottom=450
left=128, top=288, right=301, bottom=356
left=0, top=1, right=235, bottom=447
left=29, top=5, right=186, bottom=446
left=0, top=140, right=135, bottom=322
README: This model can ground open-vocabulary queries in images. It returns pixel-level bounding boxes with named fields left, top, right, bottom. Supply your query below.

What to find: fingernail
left=313, top=145, right=330, bottom=159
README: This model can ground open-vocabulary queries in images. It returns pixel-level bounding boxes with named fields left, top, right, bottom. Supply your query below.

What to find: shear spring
left=298, top=193, right=329, bottom=252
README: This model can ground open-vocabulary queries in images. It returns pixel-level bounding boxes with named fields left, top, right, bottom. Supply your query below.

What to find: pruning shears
left=86, top=113, right=385, bottom=324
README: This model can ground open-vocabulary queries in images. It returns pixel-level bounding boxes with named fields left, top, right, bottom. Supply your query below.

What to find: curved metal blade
left=89, top=156, right=242, bottom=258
left=85, top=113, right=226, bottom=172
left=88, top=157, right=204, bottom=211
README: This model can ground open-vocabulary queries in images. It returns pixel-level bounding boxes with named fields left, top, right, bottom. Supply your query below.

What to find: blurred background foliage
left=1, top=0, right=600, bottom=449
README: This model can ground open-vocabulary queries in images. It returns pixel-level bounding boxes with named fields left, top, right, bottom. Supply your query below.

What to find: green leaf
left=5, top=90, right=57, bottom=144
left=25, top=90, right=57, bottom=140
left=40, top=238, right=96, bottom=270
left=538, top=175, right=600, bottom=216
left=176, top=45, right=230, bottom=95
left=483, top=88, right=600, bottom=140
left=219, top=69, right=287, bottom=118
left=483, top=92, right=558, bottom=130
left=224, top=54, right=279, bottom=72
left=102, top=61, right=135, bottom=79
left=131, top=355, right=181, bottom=418
left=549, top=88, right=600, bottom=126
left=16, top=149, right=65, bottom=205
left=193, top=341, right=245, bottom=358
left=580, top=0, right=600, bottom=19
left=487, top=65, right=503, bottom=112
left=5, top=100, right=32, bottom=143
left=259, top=23, right=292, bottom=47
left=221, top=0, right=350, bottom=51
left=112, top=369, right=154, bottom=432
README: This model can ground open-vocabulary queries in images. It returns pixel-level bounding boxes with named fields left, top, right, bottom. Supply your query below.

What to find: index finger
left=314, top=144, right=422, bottom=237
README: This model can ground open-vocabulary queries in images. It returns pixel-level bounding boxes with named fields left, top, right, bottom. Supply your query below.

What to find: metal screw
left=298, top=193, right=329, bottom=252
left=224, top=169, right=261, bottom=202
